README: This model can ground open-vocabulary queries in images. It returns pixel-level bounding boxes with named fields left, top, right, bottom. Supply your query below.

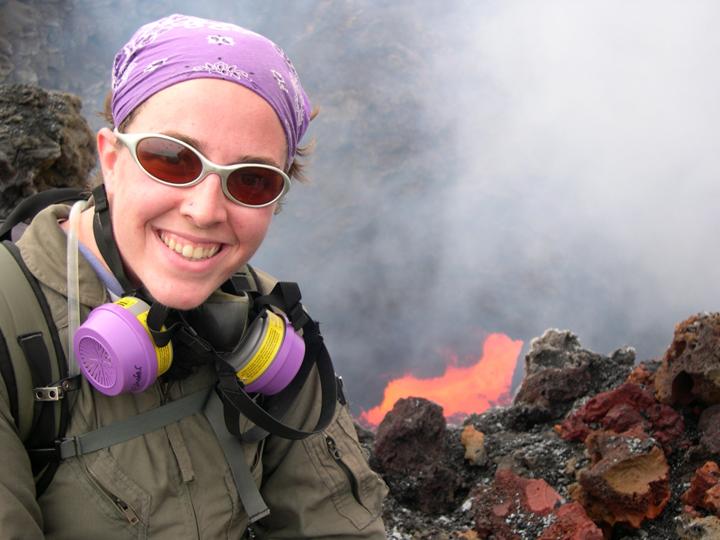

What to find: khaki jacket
left=0, top=205, right=387, bottom=539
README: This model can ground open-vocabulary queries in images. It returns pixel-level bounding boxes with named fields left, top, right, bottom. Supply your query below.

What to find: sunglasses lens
left=227, top=167, right=286, bottom=206
left=136, top=137, right=202, bottom=184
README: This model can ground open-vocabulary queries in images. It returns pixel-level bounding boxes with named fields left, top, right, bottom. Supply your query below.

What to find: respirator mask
left=72, top=295, right=305, bottom=397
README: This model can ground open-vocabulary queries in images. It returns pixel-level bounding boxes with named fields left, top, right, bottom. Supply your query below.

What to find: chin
left=148, top=285, right=213, bottom=311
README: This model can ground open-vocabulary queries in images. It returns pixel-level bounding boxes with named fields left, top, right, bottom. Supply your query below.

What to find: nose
left=179, top=173, right=228, bottom=228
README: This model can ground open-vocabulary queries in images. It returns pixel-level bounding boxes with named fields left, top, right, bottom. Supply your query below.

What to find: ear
left=96, top=127, right=120, bottom=194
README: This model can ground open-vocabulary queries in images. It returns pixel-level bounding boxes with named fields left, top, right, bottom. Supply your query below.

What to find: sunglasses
left=113, top=129, right=290, bottom=208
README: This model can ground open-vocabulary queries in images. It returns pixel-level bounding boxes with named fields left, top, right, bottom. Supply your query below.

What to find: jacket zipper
left=325, top=435, right=362, bottom=504
left=112, top=495, right=140, bottom=525
left=86, top=466, right=140, bottom=525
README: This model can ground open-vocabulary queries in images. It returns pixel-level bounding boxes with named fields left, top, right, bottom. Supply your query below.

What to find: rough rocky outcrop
left=373, top=397, right=466, bottom=514
left=0, top=83, right=95, bottom=218
left=655, top=313, right=720, bottom=406
left=468, top=468, right=605, bottom=540
left=556, top=382, right=686, bottom=452
left=570, top=430, right=671, bottom=528
left=376, top=316, right=720, bottom=539
left=511, top=329, right=636, bottom=429
left=682, top=461, right=720, bottom=516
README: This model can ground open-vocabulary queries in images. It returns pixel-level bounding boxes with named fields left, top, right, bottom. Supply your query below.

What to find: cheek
left=107, top=174, right=177, bottom=251
left=229, top=208, right=274, bottom=244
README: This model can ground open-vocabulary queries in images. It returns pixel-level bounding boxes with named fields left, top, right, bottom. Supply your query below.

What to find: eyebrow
left=162, top=130, right=285, bottom=169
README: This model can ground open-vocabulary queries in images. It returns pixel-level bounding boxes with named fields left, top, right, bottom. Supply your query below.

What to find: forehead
left=126, top=79, right=287, bottom=166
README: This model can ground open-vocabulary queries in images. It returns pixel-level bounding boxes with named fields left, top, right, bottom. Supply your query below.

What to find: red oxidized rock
left=537, top=502, right=603, bottom=540
left=654, top=313, right=720, bottom=406
left=555, top=382, right=685, bottom=451
left=570, top=431, right=671, bottom=528
left=625, top=361, right=658, bottom=389
left=472, top=468, right=564, bottom=539
left=681, top=461, right=720, bottom=515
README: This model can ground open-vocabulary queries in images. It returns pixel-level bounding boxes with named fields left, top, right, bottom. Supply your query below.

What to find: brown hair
left=100, top=91, right=318, bottom=183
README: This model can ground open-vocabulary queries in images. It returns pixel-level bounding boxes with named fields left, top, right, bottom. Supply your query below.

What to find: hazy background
left=4, top=0, right=720, bottom=414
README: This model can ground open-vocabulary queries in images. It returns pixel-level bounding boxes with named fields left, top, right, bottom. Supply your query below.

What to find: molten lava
left=361, top=333, right=523, bottom=426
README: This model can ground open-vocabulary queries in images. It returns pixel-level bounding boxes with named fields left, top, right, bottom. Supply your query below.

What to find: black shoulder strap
left=224, top=264, right=259, bottom=295
left=0, top=241, right=70, bottom=496
left=92, top=184, right=135, bottom=295
left=0, top=188, right=86, bottom=241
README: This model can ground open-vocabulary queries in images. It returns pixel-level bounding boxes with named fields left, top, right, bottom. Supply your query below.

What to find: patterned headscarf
left=111, top=14, right=311, bottom=163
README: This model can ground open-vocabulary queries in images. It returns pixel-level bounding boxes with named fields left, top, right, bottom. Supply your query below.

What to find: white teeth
left=159, top=232, right=220, bottom=260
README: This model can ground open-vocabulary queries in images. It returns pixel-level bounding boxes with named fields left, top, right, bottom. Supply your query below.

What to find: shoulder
left=248, top=265, right=279, bottom=295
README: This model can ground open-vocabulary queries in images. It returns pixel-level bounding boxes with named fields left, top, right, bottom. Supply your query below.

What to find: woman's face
left=97, top=78, right=287, bottom=309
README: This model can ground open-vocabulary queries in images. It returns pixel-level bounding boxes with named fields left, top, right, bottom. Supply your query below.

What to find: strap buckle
left=33, top=386, right=64, bottom=401
left=33, top=377, right=79, bottom=401
left=27, top=437, right=74, bottom=463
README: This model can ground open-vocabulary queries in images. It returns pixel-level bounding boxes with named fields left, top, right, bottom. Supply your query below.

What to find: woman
left=0, top=13, right=387, bottom=539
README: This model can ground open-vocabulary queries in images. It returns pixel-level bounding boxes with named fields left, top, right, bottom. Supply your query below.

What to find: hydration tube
left=66, top=199, right=88, bottom=376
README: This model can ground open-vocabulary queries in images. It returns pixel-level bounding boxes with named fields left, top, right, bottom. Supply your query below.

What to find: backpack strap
left=0, top=241, right=70, bottom=495
left=204, top=391, right=269, bottom=523
left=222, top=264, right=259, bottom=296
left=39, top=388, right=210, bottom=460
left=0, top=188, right=86, bottom=241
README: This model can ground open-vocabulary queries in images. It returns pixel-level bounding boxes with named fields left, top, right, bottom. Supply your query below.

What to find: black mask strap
left=145, top=302, right=174, bottom=348
left=92, top=184, right=135, bottom=295
left=253, top=282, right=309, bottom=331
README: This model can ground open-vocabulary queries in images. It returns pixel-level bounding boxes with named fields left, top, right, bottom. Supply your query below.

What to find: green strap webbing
left=204, top=390, right=270, bottom=523
left=54, top=389, right=209, bottom=459
left=49, top=387, right=270, bottom=523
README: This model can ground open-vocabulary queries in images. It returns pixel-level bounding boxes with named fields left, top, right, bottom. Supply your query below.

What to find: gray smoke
left=5, top=1, right=720, bottom=414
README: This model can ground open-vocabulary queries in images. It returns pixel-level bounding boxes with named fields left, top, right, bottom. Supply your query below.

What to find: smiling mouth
left=159, top=231, right=221, bottom=260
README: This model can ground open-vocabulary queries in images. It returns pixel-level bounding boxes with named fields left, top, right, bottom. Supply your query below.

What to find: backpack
left=0, top=187, right=87, bottom=496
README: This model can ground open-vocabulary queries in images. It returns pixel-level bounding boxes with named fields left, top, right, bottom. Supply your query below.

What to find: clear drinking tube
left=66, top=199, right=87, bottom=376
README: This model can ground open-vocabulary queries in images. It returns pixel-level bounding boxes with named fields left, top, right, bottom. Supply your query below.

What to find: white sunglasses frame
left=112, top=128, right=291, bottom=208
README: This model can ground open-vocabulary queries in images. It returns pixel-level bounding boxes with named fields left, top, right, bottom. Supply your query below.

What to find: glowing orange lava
left=360, top=333, right=523, bottom=427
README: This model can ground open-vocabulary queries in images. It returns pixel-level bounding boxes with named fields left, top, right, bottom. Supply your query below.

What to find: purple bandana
left=111, top=13, right=311, bottom=163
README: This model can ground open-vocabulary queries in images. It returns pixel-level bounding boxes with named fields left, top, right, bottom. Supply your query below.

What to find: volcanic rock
left=470, top=468, right=563, bottom=539
left=460, top=425, right=486, bottom=466
left=681, top=461, right=720, bottom=515
left=675, top=515, right=720, bottom=539
left=655, top=312, right=720, bottom=406
left=0, top=83, right=95, bottom=218
left=512, top=329, right=635, bottom=428
left=570, top=430, right=671, bottom=528
left=537, top=502, right=603, bottom=540
left=698, top=404, right=720, bottom=455
left=556, top=382, right=686, bottom=452
left=626, top=360, right=660, bottom=388
left=373, top=397, right=465, bottom=514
